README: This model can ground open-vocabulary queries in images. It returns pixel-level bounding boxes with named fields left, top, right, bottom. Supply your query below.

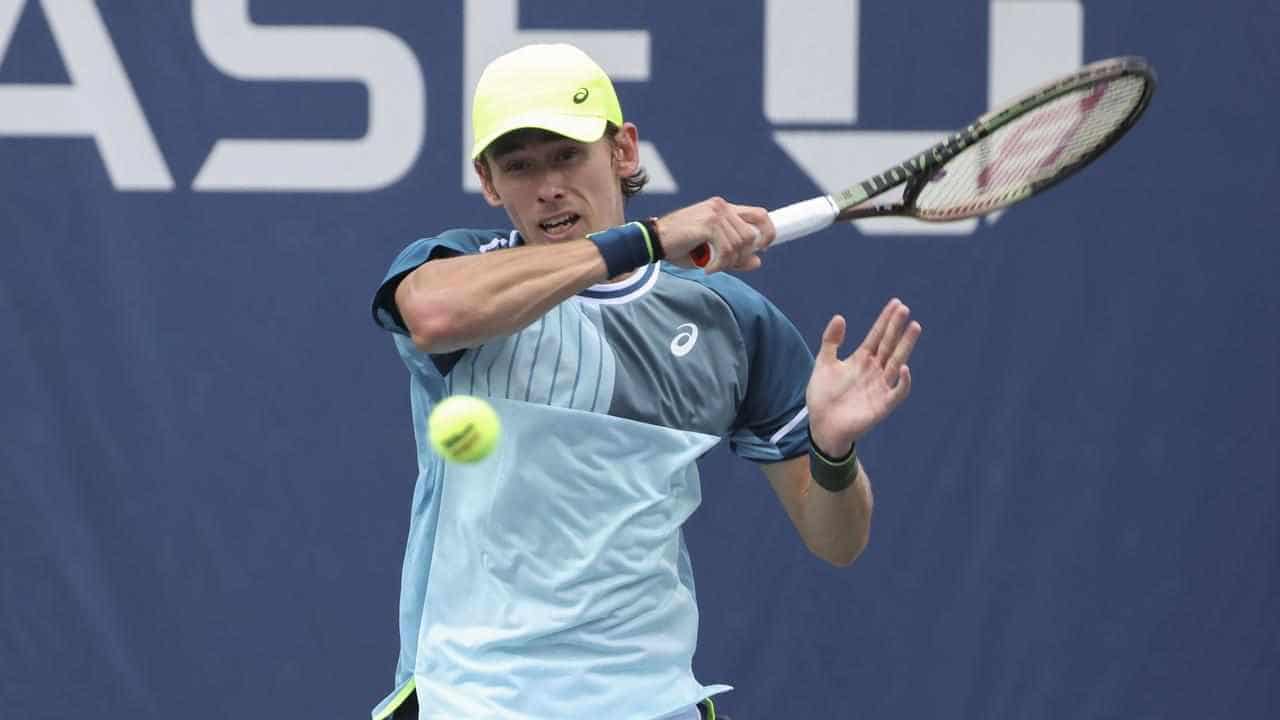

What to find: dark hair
left=603, top=123, right=649, bottom=199
left=476, top=123, right=649, bottom=199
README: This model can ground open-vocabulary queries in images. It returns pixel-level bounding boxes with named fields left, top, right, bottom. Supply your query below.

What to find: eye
left=555, top=146, right=581, bottom=163
left=502, top=158, right=530, bottom=173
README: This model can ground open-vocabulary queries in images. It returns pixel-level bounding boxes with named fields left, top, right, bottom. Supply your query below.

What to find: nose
left=535, top=168, right=567, bottom=203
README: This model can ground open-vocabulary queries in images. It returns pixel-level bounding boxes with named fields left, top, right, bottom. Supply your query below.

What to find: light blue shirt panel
left=389, top=334, right=447, bottom=689
left=446, top=300, right=615, bottom=414
left=415, top=398, right=731, bottom=720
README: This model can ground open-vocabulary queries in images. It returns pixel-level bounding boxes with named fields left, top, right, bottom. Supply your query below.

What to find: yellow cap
left=471, top=44, right=623, bottom=160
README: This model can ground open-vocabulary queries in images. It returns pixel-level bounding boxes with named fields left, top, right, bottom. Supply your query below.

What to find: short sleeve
left=696, top=273, right=813, bottom=462
left=370, top=230, right=491, bottom=335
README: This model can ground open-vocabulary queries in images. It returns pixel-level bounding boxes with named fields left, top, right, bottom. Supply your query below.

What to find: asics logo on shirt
left=670, top=323, right=698, bottom=357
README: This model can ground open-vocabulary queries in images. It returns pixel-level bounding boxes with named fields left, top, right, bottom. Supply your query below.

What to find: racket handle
left=690, top=196, right=839, bottom=267
left=769, top=196, right=840, bottom=246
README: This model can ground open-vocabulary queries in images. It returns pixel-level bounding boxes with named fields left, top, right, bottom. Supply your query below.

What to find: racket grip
left=689, top=196, right=838, bottom=268
left=769, top=196, right=840, bottom=246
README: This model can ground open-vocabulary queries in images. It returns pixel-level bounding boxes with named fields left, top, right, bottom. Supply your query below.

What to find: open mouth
left=538, top=213, right=581, bottom=236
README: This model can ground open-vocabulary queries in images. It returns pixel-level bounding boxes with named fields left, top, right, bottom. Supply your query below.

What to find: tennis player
left=370, top=43, right=921, bottom=720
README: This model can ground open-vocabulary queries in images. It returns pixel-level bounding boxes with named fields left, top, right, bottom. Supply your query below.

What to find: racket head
left=903, top=56, right=1156, bottom=221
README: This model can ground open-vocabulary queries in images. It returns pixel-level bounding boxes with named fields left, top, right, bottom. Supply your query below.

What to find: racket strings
left=914, top=75, right=1149, bottom=220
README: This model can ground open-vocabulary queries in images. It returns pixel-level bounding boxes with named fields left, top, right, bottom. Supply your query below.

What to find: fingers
left=735, top=205, right=776, bottom=249
left=703, top=213, right=753, bottom=273
left=722, top=211, right=761, bottom=260
left=698, top=218, right=732, bottom=273
left=717, top=206, right=767, bottom=271
left=888, top=365, right=913, bottom=407
left=860, top=299, right=900, bottom=354
left=884, top=319, right=922, bottom=385
left=859, top=298, right=921, bottom=388
left=876, top=301, right=910, bottom=360
left=817, top=314, right=847, bottom=363
left=658, top=197, right=772, bottom=273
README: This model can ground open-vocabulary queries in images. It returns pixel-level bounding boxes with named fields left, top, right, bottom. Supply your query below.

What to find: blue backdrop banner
left=2, top=2, right=1276, bottom=718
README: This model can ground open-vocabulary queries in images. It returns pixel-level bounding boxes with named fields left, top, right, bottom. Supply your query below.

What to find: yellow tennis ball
left=428, top=395, right=500, bottom=463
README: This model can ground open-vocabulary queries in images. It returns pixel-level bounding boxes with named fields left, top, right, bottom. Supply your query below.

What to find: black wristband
left=808, top=433, right=858, bottom=493
left=587, top=222, right=657, bottom=277
left=640, top=217, right=666, bottom=260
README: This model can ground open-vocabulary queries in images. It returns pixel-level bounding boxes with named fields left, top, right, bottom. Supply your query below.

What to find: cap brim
left=471, top=113, right=608, bottom=160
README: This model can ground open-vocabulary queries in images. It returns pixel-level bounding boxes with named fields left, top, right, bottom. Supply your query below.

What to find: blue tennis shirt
left=371, top=229, right=813, bottom=720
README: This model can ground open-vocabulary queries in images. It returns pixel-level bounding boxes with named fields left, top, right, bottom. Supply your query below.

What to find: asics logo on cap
left=670, top=323, right=699, bottom=357
left=573, top=88, right=589, bottom=104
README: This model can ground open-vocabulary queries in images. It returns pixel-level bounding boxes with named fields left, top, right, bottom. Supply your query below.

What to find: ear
left=473, top=159, right=504, bottom=207
left=611, top=122, right=641, bottom=178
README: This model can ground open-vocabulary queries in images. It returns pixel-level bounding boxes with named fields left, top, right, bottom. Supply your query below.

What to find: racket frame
left=693, top=56, right=1156, bottom=262
left=833, top=55, right=1157, bottom=223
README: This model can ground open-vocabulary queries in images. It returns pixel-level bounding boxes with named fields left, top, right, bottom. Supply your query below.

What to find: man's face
left=475, top=124, right=639, bottom=245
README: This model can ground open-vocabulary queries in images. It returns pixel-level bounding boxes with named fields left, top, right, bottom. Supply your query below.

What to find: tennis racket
left=691, top=55, right=1156, bottom=266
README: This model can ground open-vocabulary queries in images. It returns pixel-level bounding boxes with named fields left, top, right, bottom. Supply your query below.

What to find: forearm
left=766, top=454, right=874, bottom=567
left=793, top=298, right=920, bottom=562
left=798, top=461, right=874, bottom=567
left=395, top=238, right=609, bottom=353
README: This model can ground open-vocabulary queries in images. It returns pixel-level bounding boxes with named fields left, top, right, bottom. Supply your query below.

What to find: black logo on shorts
left=573, top=88, right=589, bottom=104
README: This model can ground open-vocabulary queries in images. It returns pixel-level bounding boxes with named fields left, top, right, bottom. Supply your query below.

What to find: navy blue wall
left=2, top=2, right=1276, bottom=717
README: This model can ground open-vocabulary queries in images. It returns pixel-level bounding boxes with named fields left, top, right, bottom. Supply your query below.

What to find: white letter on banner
left=462, top=0, right=676, bottom=193
left=0, top=0, right=174, bottom=190
left=764, top=0, right=857, bottom=124
left=770, top=0, right=1082, bottom=235
left=192, top=0, right=424, bottom=192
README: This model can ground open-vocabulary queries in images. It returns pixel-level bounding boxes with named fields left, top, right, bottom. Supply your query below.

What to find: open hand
left=806, top=299, right=922, bottom=457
